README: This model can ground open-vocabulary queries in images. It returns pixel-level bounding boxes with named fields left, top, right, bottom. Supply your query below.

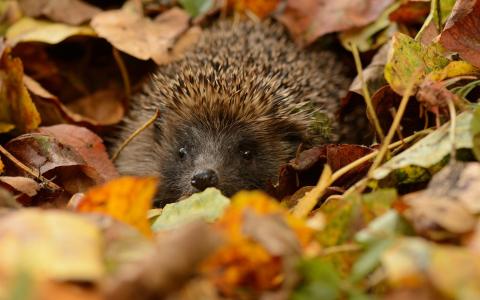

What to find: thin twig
left=332, top=129, right=430, bottom=185
left=112, top=47, right=131, bottom=100
left=293, top=165, right=332, bottom=218
left=447, top=97, right=457, bottom=163
left=112, top=109, right=160, bottom=162
left=368, top=68, right=422, bottom=175
left=320, top=243, right=362, bottom=256
left=293, top=129, right=430, bottom=217
left=350, top=42, right=385, bottom=142
left=0, top=145, right=61, bottom=190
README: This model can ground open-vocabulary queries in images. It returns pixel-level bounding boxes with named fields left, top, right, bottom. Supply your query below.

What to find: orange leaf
left=0, top=47, right=41, bottom=133
left=77, top=176, right=157, bottom=237
left=227, top=0, right=280, bottom=19
left=202, top=191, right=313, bottom=296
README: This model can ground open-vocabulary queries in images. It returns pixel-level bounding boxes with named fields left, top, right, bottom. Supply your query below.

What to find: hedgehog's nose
left=191, top=169, right=219, bottom=191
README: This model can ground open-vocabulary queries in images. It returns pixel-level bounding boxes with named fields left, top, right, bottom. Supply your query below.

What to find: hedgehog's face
left=154, top=120, right=301, bottom=206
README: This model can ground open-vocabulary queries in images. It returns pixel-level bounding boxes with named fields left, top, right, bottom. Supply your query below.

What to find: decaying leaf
left=91, top=8, right=192, bottom=65
left=18, top=0, right=101, bottom=25
left=318, top=189, right=397, bottom=247
left=439, top=0, right=480, bottom=68
left=4, top=132, right=103, bottom=198
left=152, top=187, right=230, bottom=231
left=77, top=177, right=157, bottom=237
left=402, top=162, right=480, bottom=238
left=0, top=47, right=40, bottom=133
left=385, top=32, right=449, bottom=95
left=37, top=124, right=118, bottom=181
left=416, top=79, right=459, bottom=116
left=372, top=111, right=473, bottom=183
left=278, top=0, right=394, bottom=46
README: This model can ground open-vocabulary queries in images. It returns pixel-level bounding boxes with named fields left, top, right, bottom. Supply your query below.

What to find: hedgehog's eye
left=241, top=149, right=253, bottom=161
left=178, top=147, right=188, bottom=160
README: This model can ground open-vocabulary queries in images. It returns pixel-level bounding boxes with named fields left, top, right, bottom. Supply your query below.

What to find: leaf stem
left=112, top=109, right=160, bottom=162
left=0, top=145, right=61, bottom=190
left=293, top=129, right=430, bottom=218
left=350, top=42, right=385, bottom=142
left=112, top=47, right=131, bottom=100
left=447, top=97, right=457, bottom=162
left=368, top=68, right=422, bottom=175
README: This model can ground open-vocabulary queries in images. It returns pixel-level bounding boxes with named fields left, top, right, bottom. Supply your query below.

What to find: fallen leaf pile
left=1, top=0, right=480, bottom=299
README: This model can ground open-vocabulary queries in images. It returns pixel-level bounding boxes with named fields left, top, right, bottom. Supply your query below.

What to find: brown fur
left=113, top=20, right=350, bottom=206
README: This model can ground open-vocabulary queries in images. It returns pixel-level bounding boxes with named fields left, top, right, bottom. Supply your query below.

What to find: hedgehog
left=113, top=20, right=350, bottom=207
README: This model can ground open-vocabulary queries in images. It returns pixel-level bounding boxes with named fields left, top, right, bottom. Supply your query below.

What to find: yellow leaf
left=0, top=209, right=104, bottom=282
left=0, top=48, right=41, bottom=133
left=77, top=176, right=157, bottom=237
left=6, top=17, right=95, bottom=45
left=427, top=61, right=479, bottom=82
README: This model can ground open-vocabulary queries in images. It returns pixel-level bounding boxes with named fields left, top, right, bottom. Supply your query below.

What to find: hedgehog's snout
left=191, top=169, right=219, bottom=191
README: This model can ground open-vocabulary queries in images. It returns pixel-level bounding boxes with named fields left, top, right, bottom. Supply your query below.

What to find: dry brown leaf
left=91, top=8, right=191, bottom=65
left=105, top=221, right=222, bottom=300
left=18, top=0, right=101, bottom=25
left=402, top=162, right=480, bottom=238
left=277, top=0, right=394, bottom=46
left=65, top=88, right=125, bottom=126
left=0, top=176, right=39, bottom=197
left=24, top=75, right=124, bottom=127
left=439, top=0, right=480, bottom=68
left=37, top=124, right=118, bottom=181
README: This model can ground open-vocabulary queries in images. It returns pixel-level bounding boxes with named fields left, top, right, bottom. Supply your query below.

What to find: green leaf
left=350, top=238, right=394, bottom=282
left=292, top=259, right=341, bottom=300
left=179, top=0, right=213, bottom=17
left=452, top=79, right=480, bottom=98
left=372, top=110, right=474, bottom=182
left=385, top=32, right=449, bottom=95
left=355, top=210, right=411, bottom=244
left=471, top=106, right=480, bottom=161
left=151, top=187, right=230, bottom=231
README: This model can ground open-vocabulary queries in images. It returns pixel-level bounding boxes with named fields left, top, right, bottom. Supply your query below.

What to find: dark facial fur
left=113, top=21, right=349, bottom=207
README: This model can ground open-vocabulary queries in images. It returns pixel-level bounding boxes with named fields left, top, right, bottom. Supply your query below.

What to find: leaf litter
left=2, top=0, right=480, bottom=299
